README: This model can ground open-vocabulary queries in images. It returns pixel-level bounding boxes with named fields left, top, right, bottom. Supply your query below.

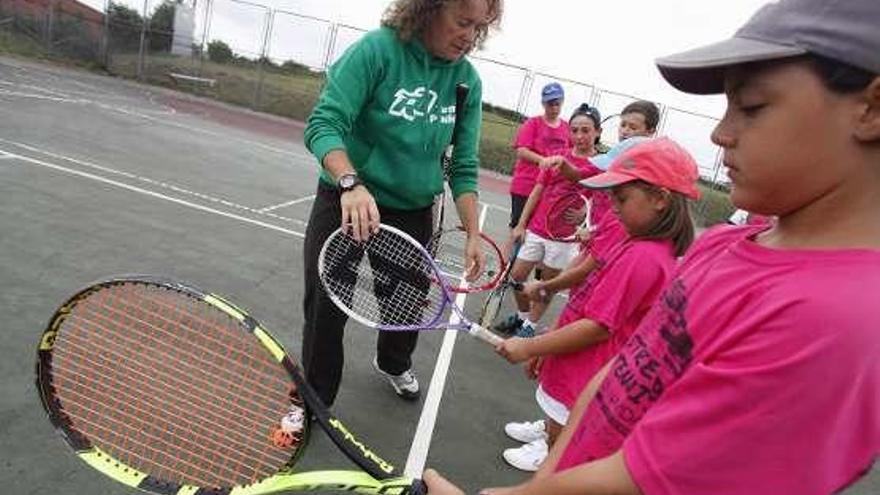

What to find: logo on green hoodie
left=389, top=86, right=455, bottom=124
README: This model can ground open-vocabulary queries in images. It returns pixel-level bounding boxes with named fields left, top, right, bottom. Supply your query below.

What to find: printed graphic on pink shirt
left=556, top=278, right=693, bottom=469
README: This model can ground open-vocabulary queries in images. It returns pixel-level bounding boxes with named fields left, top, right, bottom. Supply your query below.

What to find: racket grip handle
left=469, top=324, right=504, bottom=346
left=409, top=478, right=428, bottom=495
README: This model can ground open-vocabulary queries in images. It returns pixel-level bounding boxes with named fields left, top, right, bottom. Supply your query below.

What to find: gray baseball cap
left=656, top=0, right=880, bottom=94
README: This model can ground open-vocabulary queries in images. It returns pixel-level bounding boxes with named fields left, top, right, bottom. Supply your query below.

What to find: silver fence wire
left=0, top=0, right=733, bottom=225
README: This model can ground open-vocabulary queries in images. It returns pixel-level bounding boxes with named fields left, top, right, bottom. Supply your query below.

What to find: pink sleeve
left=579, top=243, right=671, bottom=334
left=513, top=117, right=538, bottom=149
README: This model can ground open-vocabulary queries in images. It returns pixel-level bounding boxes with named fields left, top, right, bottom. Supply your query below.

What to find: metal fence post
left=136, top=0, right=149, bottom=80
left=45, top=0, right=56, bottom=52
left=198, top=0, right=214, bottom=76
left=253, top=7, right=273, bottom=109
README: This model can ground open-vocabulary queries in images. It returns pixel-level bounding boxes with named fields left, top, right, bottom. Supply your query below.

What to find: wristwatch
left=337, top=173, right=361, bottom=193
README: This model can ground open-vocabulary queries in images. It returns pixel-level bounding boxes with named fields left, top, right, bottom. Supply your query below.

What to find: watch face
left=339, top=174, right=357, bottom=189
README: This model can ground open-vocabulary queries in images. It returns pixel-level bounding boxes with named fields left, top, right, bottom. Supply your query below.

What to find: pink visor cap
left=579, top=137, right=701, bottom=199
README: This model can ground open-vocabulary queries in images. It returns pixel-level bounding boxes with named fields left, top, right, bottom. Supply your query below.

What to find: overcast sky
left=80, top=0, right=771, bottom=173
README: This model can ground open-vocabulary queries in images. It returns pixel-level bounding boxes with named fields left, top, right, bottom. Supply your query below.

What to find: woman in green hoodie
left=301, top=0, right=504, bottom=406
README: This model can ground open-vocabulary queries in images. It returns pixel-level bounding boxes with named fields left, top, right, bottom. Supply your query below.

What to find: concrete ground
left=0, top=55, right=876, bottom=494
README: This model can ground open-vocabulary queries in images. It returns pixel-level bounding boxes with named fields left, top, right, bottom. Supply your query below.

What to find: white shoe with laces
left=372, top=357, right=420, bottom=400
left=504, top=419, right=547, bottom=443
left=502, top=438, right=548, bottom=472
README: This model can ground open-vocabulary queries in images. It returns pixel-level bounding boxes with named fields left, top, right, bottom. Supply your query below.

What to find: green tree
left=149, top=0, right=179, bottom=53
left=107, top=2, right=144, bottom=53
left=207, top=40, right=233, bottom=64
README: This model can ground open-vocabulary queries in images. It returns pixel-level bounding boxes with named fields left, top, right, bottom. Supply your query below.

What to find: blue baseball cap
left=541, top=82, right=564, bottom=103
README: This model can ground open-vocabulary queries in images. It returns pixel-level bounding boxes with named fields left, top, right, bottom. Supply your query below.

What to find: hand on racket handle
left=340, top=186, right=380, bottom=241
left=421, top=469, right=465, bottom=495
left=519, top=281, right=551, bottom=303
left=495, top=336, right=533, bottom=364
left=509, top=225, right=526, bottom=245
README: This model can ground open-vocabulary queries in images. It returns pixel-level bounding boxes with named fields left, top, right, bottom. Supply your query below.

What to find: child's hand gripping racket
left=36, top=276, right=427, bottom=494
left=318, top=224, right=503, bottom=346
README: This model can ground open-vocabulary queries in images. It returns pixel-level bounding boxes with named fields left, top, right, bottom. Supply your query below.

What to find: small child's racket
left=36, top=276, right=426, bottom=495
left=545, top=192, right=592, bottom=242
left=318, top=224, right=503, bottom=346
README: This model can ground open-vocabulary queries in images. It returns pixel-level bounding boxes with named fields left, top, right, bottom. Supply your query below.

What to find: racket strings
left=49, top=283, right=299, bottom=488
left=433, top=230, right=500, bottom=288
left=57, top=308, right=286, bottom=452
left=548, top=192, right=591, bottom=240
left=322, top=229, right=447, bottom=328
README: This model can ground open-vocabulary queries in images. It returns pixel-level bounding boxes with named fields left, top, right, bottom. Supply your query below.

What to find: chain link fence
left=0, top=0, right=732, bottom=225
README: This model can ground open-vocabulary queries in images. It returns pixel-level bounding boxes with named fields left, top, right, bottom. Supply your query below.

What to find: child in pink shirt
left=422, top=1, right=880, bottom=493
left=495, top=137, right=699, bottom=472
left=499, top=104, right=604, bottom=339
left=507, top=82, right=572, bottom=229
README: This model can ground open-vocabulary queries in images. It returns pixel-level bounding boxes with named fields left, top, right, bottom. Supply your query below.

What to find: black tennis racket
left=478, top=241, right=522, bottom=330
left=36, top=276, right=425, bottom=494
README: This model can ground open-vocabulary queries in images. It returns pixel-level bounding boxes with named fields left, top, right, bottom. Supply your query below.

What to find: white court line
left=258, top=194, right=316, bottom=213
left=404, top=202, right=490, bottom=478
left=2, top=147, right=305, bottom=239
left=0, top=81, right=309, bottom=160
left=0, top=139, right=308, bottom=228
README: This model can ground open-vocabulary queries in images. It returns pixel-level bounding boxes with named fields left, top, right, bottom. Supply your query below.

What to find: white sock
left=522, top=318, right=535, bottom=328
left=517, top=311, right=530, bottom=321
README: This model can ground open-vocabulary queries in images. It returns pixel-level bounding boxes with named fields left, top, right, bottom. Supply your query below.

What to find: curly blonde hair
left=381, top=0, right=503, bottom=51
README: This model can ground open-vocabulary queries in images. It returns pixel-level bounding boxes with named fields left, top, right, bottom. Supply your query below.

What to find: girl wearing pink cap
left=494, top=137, right=698, bottom=472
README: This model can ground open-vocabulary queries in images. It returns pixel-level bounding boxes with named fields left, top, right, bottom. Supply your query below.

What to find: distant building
left=7, top=0, right=105, bottom=44
left=172, top=0, right=195, bottom=56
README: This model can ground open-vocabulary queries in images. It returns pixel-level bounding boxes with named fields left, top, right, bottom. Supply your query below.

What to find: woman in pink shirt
left=495, top=137, right=699, bottom=472
left=423, top=0, right=880, bottom=493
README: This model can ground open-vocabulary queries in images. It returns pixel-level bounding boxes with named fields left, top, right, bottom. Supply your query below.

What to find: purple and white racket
left=318, top=224, right=503, bottom=346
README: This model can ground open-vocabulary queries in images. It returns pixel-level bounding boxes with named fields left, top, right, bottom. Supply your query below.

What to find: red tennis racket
left=429, top=226, right=505, bottom=293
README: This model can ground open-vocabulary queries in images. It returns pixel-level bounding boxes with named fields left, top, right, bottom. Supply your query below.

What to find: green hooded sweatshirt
left=304, top=27, right=483, bottom=210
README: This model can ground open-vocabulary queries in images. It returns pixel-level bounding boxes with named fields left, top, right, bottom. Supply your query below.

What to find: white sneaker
left=504, top=419, right=546, bottom=443
left=372, top=357, right=420, bottom=400
left=502, top=438, right=548, bottom=472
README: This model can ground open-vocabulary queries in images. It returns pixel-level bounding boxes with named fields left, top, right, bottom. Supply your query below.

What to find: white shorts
left=518, top=231, right=578, bottom=270
left=536, top=384, right=569, bottom=425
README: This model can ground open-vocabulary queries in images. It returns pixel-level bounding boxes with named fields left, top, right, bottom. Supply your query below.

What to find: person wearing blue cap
left=495, top=81, right=572, bottom=335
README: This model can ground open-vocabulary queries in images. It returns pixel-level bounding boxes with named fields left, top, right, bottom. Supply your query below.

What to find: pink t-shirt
left=526, top=151, right=600, bottom=239
left=557, top=225, right=880, bottom=495
left=509, top=116, right=572, bottom=197
left=582, top=209, right=627, bottom=260
left=539, top=239, right=676, bottom=409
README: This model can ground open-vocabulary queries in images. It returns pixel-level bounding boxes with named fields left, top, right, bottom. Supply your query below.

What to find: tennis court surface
left=1, top=56, right=876, bottom=494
